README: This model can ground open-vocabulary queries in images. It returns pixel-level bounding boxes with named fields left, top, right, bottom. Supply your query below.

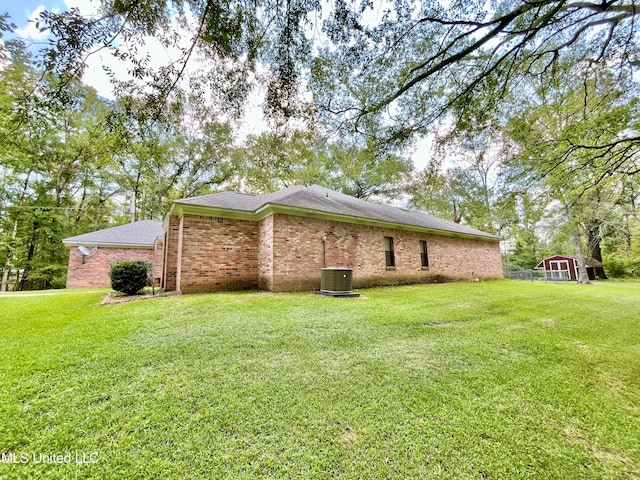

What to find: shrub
left=109, top=260, right=151, bottom=295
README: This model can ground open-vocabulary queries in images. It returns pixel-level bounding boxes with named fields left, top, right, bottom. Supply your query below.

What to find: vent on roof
left=319, top=268, right=359, bottom=297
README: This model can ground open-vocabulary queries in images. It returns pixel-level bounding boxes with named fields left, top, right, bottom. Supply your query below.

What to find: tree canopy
left=13, top=2, right=638, bottom=127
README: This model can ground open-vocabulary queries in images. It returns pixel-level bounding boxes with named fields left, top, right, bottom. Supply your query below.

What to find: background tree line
left=1, top=1, right=639, bottom=289
left=0, top=37, right=411, bottom=290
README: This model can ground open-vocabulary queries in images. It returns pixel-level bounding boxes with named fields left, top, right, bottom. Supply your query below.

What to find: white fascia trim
left=62, top=241, right=154, bottom=249
left=171, top=203, right=256, bottom=221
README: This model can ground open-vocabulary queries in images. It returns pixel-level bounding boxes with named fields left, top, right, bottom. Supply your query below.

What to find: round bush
left=109, top=260, right=151, bottom=295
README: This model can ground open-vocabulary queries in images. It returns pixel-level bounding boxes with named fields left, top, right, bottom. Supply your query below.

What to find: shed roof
left=62, top=220, right=164, bottom=248
left=535, top=255, right=603, bottom=269
left=174, top=185, right=500, bottom=241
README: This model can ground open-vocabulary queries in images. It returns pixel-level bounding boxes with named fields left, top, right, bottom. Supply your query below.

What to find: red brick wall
left=258, top=215, right=274, bottom=290
left=175, top=215, right=259, bottom=293
left=66, top=247, right=156, bottom=288
left=152, top=236, right=164, bottom=285
left=175, top=216, right=185, bottom=290
left=163, top=216, right=180, bottom=291
left=425, top=233, right=504, bottom=280
left=271, top=214, right=325, bottom=291
left=270, top=214, right=503, bottom=291
left=162, top=211, right=503, bottom=293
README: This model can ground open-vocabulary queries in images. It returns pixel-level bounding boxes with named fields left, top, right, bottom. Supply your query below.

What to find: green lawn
left=0, top=281, right=639, bottom=479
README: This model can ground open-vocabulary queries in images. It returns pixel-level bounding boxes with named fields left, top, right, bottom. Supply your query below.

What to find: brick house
left=63, top=220, right=164, bottom=288
left=63, top=185, right=503, bottom=291
left=161, top=185, right=503, bottom=293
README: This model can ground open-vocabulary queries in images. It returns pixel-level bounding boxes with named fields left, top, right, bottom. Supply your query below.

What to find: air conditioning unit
left=320, top=267, right=359, bottom=297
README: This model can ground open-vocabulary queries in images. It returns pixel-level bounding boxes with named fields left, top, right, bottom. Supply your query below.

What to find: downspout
left=322, top=235, right=327, bottom=268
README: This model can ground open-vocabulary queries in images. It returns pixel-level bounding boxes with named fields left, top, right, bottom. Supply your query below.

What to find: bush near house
left=108, top=260, right=151, bottom=295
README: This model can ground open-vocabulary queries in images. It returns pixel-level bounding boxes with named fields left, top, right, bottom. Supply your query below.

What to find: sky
left=5, top=0, right=212, bottom=100
left=5, top=0, right=129, bottom=98
left=5, top=0, right=66, bottom=39
left=3, top=0, right=271, bottom=138
left=2, top=0, right=433, bottom=168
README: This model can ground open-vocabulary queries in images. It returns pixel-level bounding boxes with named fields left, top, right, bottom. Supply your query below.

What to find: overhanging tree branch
left=359, top=0, right=639, bottom=118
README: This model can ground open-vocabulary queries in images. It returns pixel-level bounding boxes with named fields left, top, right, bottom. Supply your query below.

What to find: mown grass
left=0, top=281, right=639, bottom=479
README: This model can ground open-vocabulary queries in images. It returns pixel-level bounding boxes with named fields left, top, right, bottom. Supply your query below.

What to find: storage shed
left=535, top=255, right=597, bottom=281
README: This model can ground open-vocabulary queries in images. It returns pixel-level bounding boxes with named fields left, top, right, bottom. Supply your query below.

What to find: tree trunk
left=586, top=223, right=607, bottom=279
left=453, top=201, right=462, bottom=223
left=130, top=171, right=142, bottom=223
left=0, top=217, right=19, bottom=292
left=18, top=221, right=38, bottom=291
left=74, top=184, right=87, bottom=223
left=572, top=230, right=591, bottom=284
left=0, top=266, right=10, bottom=293
left=1, top=172, right=32, bottom=292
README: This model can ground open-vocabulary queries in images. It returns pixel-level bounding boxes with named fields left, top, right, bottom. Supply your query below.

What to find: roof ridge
left=171, top=184, right=500, bottom=241
left=175, top=190, right=257, bottom=203
left=304, top=185, right=415, bottom=215
left=258, top=186, right=306, bottom=207
left=62, top=219, right=164, bottom=246
left=308, top=186, right=493, bottom=236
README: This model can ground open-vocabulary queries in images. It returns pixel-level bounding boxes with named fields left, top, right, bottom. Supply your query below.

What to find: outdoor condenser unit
left=320, top=267, right=359, bottom=297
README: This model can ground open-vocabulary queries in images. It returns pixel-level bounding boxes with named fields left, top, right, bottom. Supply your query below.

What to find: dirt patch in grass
left=342, top=427, right=357, bottom=444
left=101, top=290, right=181, bottom=305
left=590, top=446, right=633, bottom=468
left=245, top=291, right=277, bottom=297
left=423, top=322, right=453, bottom=328
left=562, top=425, right=585, bottom=443
left=563, top=425, right=633, bottom=470
left=598, top=374, right=625, bottom=394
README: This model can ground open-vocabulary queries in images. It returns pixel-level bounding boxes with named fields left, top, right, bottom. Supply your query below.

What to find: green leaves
left=502, top=64, right=640, bottom=277
left=109, top=260, right=152, bottom=295
left=230, top=129, right=411, bottom=199
left=506, top=68, right=639, bottom=195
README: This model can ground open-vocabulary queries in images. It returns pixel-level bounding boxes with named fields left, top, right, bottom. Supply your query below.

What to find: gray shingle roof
left=177, top=185, right=500, bottom=240
left=175, top=187, right=303, bottom=211
left=62, top=220, right=164, bottom=247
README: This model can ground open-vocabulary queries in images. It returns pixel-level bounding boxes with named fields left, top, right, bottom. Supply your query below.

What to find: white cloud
left=81, top=30, right=195, bottom=99
left=15, top=5, right=51, bottom=41
left=61, top=0, right=127, bottom=99
left=63, top=0, right=101, bottom=17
